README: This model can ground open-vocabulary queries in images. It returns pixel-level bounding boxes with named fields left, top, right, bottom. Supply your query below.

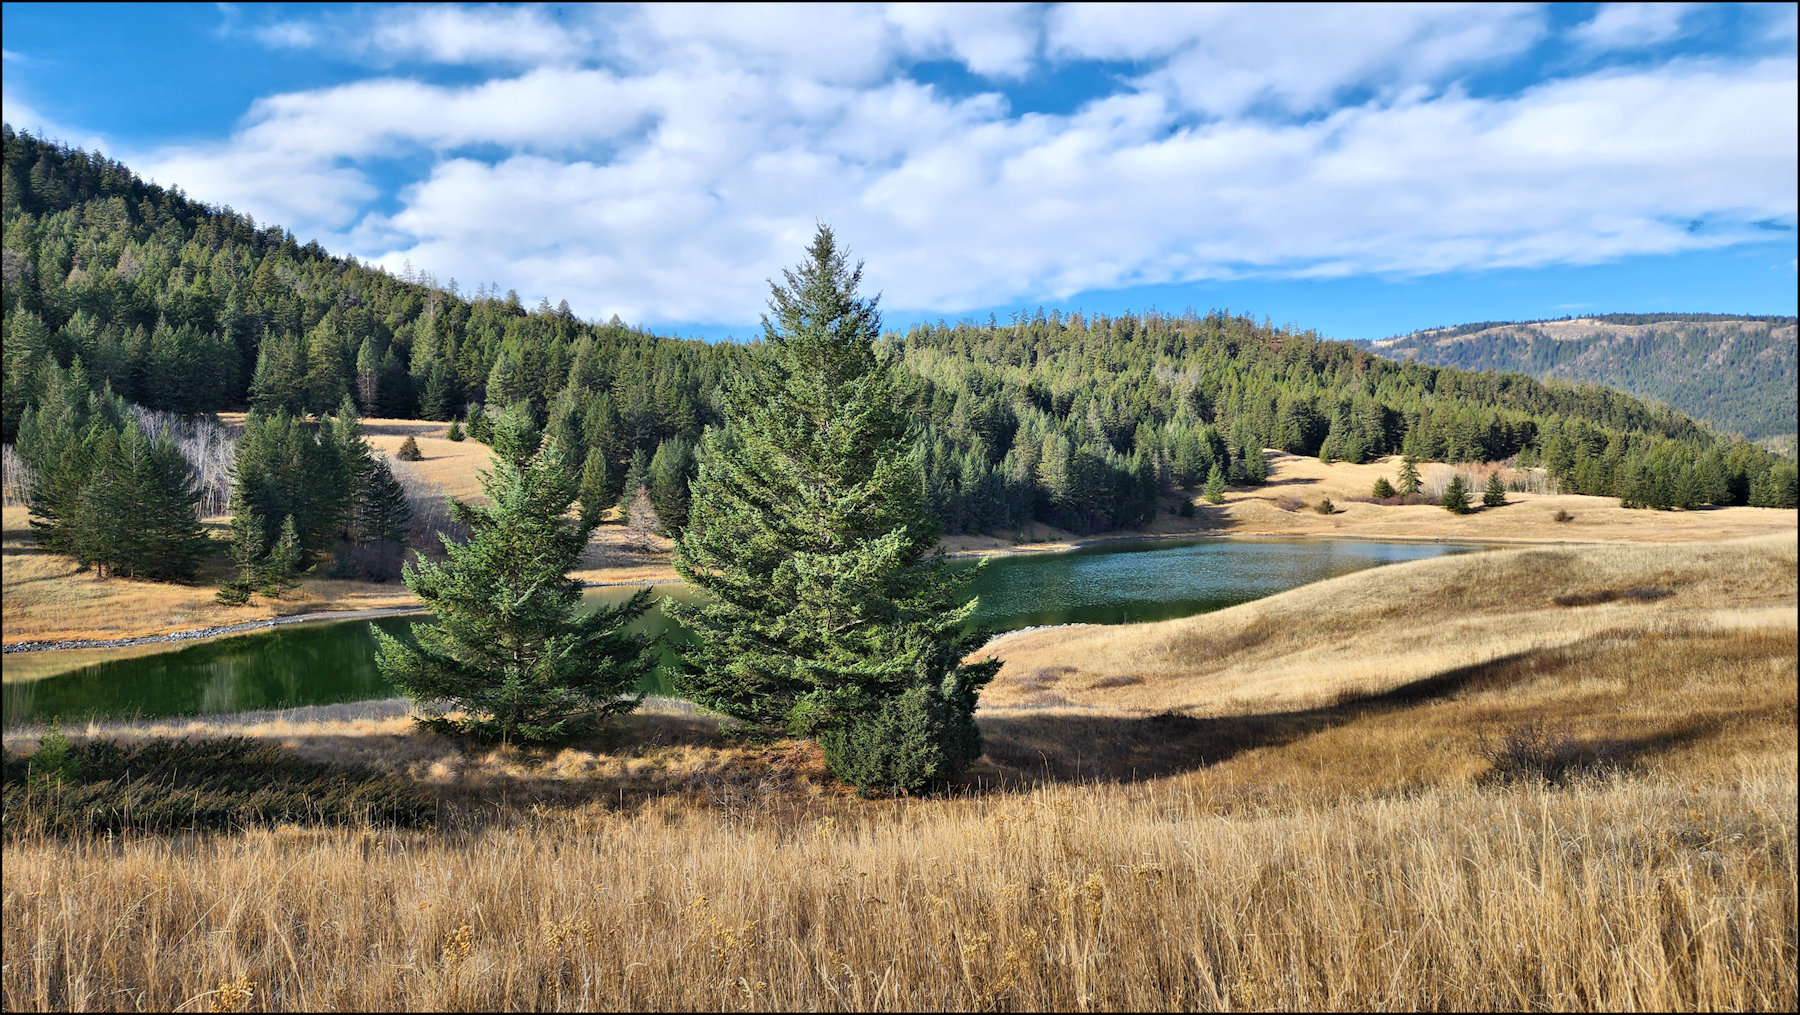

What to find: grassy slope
left=4, top=536, right=1794, bottom=1010
left=8, top=433, right=1793, bottom=648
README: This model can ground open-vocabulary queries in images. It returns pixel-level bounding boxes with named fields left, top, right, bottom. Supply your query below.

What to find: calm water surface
left=3, top=538, right=1477, bottom=726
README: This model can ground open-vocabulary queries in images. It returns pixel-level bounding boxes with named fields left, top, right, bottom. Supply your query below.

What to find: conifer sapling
left=373, top=407, right=656, bottom=743
left=1441, top=474, right=1472, bottom=514
left=1202, top=462, right=1227, bottom=504
left=1483, top=471, right=1507, bottom=507
left=1396, top=457, right=1423, bottom=496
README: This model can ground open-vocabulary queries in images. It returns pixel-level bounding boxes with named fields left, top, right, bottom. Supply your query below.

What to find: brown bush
left=1552, top=586, right=1675, bottom=607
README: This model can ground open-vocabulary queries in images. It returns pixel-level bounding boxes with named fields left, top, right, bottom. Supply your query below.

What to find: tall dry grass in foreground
left=4, top=762, right=1793, bottom=1011
left=4, top=534, right=1795, bottom=1010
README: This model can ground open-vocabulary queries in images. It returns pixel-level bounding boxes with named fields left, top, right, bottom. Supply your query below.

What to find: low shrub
left=396, top=435, right=423, bottom=461
left=1314, top=497, right=1336, bottom=515
left=1476, top=718, right=1620, bottom=785
left=2, top=736, right=435, bottom=838
left=1553, top=509, right=1575, bottom=522
left=818, top=684, right=982, bottom=797
left=1552, top=587, right=1675, bottom=608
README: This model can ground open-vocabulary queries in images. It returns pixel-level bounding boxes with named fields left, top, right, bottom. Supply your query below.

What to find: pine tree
left=123, top=419, right=210, bottom=580
left=1372, top=476, right=1396, bottom=499
left=259, top=514, right=305, bottom=597
left=69, top=428, right=133, bottom=578
left=216, top=506, right=265, bottom=605
left=329, top=395, right=373, bottom=537
left=3, top=309, right=51, bottom=442
left=578, top=452, right=611, bottom=524
left=1242, top=444, right=1269, bottom=485
left=1441, top=474, right=1472, bottom=514
left=445, top=419, right=465, bottom=442
left=419, top=363, right=453, bottom=421
left=1482, top=471, right=1507, bottom=508
left=1202, top=462, right=1226, bottom=504
left=466, top=402, right=492, bottom=444
left=1396, top=456, right=1423, bottom=496
left=396, top=435, right=422, bottom=461
left=646, top=436, right=693, bottom=534
left=666, top=226, right=998, bottom=794
left=353, top=454, right=412, bottom=580
left=617, top=447, right=650, bottom=511
left=354, top=337, right=380, bottom=412
left=484, top=354, right=520, bottom=408
left=373, top=407, right=657, bottom=743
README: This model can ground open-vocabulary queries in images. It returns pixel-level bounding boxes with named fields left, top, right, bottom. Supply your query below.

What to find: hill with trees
left=4, top=123, right=1795, bottom=566
left=1370, top=314, right=1798, bottom=448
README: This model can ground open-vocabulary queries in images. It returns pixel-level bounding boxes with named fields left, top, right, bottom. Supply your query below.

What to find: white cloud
left=1570, top=3, right=1699, bottom=50
left=90, top=3, right=1796, bottom=325
left=253, top=21, right=322, bottom=50
left=366, top=5, right=585, bottom=64
left=1048, top=2, right=1546, bottom=116
left=887, top=3, right=1041, bottom=78
left=0, top=83, right=108, bottom=154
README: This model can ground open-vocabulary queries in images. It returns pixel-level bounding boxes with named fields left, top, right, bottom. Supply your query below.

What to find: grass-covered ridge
left=1373, top=315, right=1799, bottom=445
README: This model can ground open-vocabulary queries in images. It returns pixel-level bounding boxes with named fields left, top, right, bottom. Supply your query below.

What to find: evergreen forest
left=5, top=124, right=1796, bottom=553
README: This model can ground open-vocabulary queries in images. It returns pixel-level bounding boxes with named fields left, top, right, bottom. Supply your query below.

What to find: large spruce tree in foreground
left=667, top=226, right=999, bottom=794
left=373, top=407, right=656, bottom=743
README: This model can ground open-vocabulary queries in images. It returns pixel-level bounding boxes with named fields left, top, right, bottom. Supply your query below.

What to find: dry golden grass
left=944, top=451, right=1795, bottom=558
left=352, top=417, right=495, bottom=506
left=4, top=759, right=1793, bottom=1012
left=984, top=532, right=1798, bottom=717
left=1, top=505, right=418, bottom=650
left=4, top=538, right=1796, bottom=1011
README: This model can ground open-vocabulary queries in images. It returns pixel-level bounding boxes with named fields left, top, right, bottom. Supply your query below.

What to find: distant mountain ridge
left=1370, top=315, right=1798, bottom=446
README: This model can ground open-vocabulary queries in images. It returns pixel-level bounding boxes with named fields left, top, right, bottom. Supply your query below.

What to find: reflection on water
left=4, top=538, right=1476, bottom=726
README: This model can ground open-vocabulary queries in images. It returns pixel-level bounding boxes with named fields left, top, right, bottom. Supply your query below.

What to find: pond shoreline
left=3, top=534, right=1512, bottom=657
left=3, top=578, right=692, bottom=656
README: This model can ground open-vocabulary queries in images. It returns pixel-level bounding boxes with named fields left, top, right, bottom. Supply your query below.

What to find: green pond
left=2, top=538, right=1478, bottom=726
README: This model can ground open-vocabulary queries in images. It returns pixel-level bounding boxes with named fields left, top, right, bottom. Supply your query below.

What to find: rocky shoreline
left=1, top=606, right=427, bottom=655
left=2, top=577, right=690, bottom=656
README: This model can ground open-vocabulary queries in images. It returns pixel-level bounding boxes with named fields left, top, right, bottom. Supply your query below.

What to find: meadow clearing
left=3, top=531, right=1794, bottom=1010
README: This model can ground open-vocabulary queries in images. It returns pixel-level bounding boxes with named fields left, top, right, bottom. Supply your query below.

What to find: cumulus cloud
left=105, top=2, right=1800, bottom=324
left=1048, top=2, right=1546, bottom=116
left=1570, top=3, right=1699, bottom=50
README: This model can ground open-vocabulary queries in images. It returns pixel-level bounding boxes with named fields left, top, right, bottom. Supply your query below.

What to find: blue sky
left=3, top=2, right=1795, bottom=341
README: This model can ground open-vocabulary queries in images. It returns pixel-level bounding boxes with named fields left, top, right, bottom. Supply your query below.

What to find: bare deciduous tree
left=1, top=443, right=35, bottom=507
left=125, top=406, right=236, bottom=518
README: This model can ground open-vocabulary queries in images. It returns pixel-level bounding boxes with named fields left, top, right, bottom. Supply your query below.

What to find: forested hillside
left=1372, top=315, right=1798, bottom=446
left=4, top=125, right=1795, bottom=541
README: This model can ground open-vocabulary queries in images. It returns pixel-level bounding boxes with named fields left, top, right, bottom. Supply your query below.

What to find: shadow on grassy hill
left=971, top=625, right=1787, bottom=792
